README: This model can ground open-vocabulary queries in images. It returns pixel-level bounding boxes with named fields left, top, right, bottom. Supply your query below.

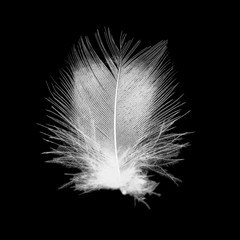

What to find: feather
left=43, top=29, right=189, bottom=203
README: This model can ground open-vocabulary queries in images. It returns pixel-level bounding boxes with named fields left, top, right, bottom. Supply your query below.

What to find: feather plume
left=43, top=29, right=189, bottom=203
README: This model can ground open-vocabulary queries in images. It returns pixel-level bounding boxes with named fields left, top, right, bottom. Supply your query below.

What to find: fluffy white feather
left=43, top=29, right=188, bottom=202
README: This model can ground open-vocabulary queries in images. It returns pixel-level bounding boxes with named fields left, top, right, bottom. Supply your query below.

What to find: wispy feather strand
left=42, top=29, right=189, bottom=203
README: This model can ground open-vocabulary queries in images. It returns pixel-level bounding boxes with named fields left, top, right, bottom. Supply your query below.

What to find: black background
left=7, top=2, right=226, bottom=238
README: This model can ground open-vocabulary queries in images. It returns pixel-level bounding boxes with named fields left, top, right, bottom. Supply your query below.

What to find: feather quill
left=43, top=29, right=189, bottom=202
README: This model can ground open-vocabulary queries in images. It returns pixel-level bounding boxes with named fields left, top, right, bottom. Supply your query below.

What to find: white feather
left=43, top=29, right=188, bottom=202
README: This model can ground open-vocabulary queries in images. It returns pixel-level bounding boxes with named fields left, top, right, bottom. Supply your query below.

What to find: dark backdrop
left=8, top=3, right=223, bottom=238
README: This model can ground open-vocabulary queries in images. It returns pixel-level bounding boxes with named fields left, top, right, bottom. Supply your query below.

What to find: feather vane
left=43, top=30, right=188, bottom=201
